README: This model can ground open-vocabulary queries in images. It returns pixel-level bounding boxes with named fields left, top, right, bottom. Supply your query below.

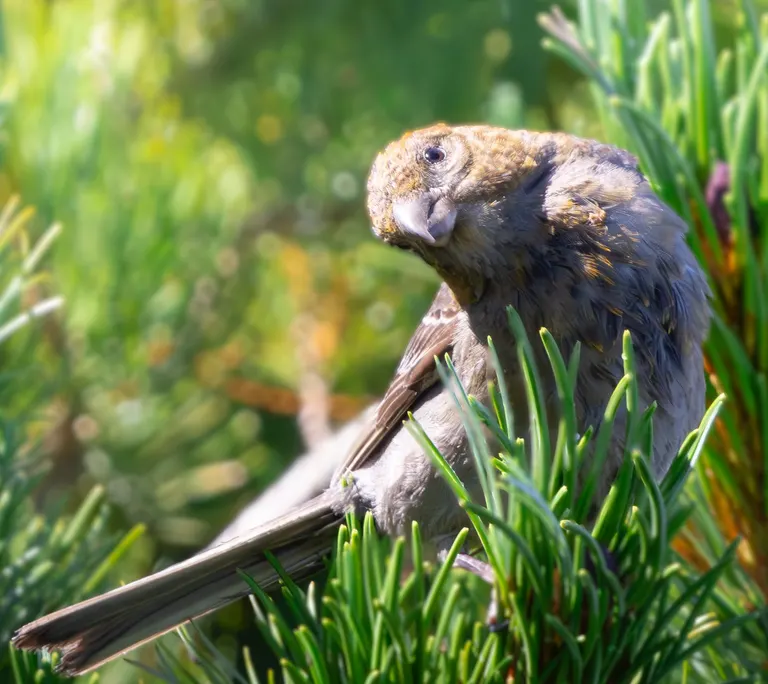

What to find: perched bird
left=13, top=124, right=711, bottom=675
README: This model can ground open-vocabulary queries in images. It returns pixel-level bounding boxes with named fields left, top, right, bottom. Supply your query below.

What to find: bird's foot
left=451, top=553, right=494, bottom=583
left=451, top=553, right=509, bottom=632
left=584, top=541, right=619, bottom=580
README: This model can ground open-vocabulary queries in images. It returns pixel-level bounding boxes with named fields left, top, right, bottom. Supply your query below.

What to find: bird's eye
left=423, top=146, right=446, bottom=164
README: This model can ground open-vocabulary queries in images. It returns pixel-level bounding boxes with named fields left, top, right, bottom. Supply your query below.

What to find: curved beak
left=392, top=194, right=457, bottom=246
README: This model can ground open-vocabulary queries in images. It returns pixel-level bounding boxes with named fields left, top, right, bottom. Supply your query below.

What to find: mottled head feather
left=367, top=124, right=643, bottom=295
left=366, top=124, right=640, bottom=246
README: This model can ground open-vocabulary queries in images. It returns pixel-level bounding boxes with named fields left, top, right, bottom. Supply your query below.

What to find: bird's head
left=366, top=123, right=555, bottom=302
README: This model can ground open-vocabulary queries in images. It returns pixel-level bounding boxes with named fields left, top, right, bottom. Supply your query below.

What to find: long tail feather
left=13, top=495, right=340, bottom=676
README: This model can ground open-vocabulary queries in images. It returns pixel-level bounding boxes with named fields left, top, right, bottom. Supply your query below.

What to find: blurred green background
left=2, top=0, right=768, bottom=681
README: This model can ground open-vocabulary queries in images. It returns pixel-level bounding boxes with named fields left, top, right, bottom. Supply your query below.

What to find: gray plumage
left=13, top=124, right=711, bottom=675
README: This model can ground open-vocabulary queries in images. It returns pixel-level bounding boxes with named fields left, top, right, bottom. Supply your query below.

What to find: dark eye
left=423, top=146, right=446, bottom=164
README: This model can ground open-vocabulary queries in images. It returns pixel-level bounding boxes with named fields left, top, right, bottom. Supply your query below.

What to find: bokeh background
left=2, top=0, right=768, bottom=681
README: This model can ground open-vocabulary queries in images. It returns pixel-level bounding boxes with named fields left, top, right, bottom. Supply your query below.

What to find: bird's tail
left=13, top=495, right=340, bottom=676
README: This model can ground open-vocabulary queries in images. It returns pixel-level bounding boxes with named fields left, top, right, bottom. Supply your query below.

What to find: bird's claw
left=452, top=553, right=495, bottom=584
left=450, top=553, right=509, bottom=631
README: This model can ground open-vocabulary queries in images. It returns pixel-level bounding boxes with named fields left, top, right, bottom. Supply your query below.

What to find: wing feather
left=338, top=283, right=460, bottom=474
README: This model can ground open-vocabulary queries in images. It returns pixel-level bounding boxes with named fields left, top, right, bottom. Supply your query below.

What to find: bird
left=13, top=123, right=711, bottom=676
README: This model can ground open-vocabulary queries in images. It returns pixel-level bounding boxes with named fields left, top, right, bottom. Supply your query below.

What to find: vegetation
left=1, top=0, right=767, bottom=681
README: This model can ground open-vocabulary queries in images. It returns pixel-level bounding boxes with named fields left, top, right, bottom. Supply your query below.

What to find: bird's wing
left=338, top=283, right=460, bottom=474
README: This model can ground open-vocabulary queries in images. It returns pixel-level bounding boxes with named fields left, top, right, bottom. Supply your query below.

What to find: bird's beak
left=392, top=193, right=457, bottom=247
